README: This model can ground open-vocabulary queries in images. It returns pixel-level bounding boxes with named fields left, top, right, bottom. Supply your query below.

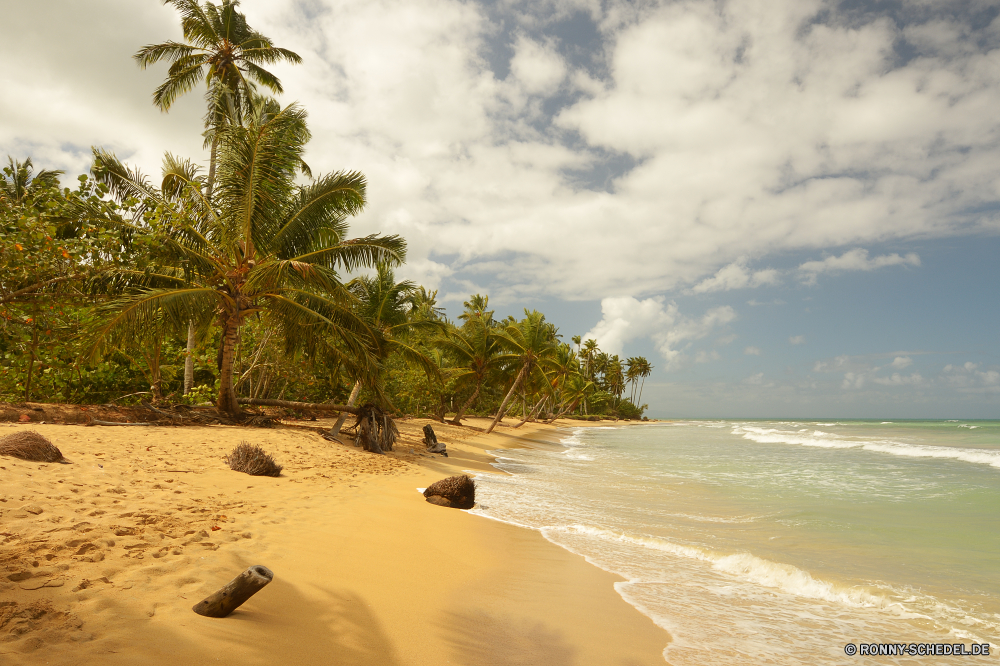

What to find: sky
left=2, top=0, right=998, bottom=418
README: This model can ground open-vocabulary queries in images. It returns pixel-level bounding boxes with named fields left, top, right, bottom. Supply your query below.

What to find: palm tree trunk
left=328, top=380, right=361, bottom=438
left=183, top=320, right=196, bottom=394
left=486, top=363, right=529, bottom=435
left=513, top=394, right=547, bottom=428
left=450, top=382, right=480, bottom=425
left=638, top=376, right=646, bottom=406
left=205, top=135, right=218, bottom=201
left=216, top=316, right=240, bottom=415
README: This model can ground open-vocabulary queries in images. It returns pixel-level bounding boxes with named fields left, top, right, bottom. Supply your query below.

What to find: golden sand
left=0, top=415, right=668, bottom=665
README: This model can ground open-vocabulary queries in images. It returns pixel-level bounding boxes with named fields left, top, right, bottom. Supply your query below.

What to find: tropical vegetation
left=0, top=0, right=650, bottom=423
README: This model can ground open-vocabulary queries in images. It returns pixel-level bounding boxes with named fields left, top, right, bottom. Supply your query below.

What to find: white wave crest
left=545, top=524, right=894, bottom=610
left=733, top=426, right=1000, bottom=469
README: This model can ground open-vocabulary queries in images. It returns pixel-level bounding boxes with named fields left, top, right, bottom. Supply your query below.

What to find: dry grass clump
left=0, top=430, right=63, bottom=462
left=225, top=441, right=283, bottom=477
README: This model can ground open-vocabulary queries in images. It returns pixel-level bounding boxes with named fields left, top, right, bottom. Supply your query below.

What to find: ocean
left=470, top=420, right=1000, bottom=664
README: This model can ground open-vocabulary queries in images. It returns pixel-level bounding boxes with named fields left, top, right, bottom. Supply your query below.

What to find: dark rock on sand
left=423, top=475, right=475, bottom=509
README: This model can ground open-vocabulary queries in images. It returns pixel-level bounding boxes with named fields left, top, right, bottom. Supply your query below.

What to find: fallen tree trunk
left=237, top=398, right=359, bottom=414
left=192, top=565, right=274, bottom=618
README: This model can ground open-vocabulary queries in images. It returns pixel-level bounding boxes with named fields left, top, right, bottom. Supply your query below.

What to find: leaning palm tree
left=86, top=99, right=404, bottom=415
left=486, top=310, right=559, bottom=434
left=325, top=263, right=442, bottom=437
left=437, top=311, right=501, bottom=426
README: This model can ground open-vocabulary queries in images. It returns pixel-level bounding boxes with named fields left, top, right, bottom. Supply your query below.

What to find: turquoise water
left=471, top=420, right=1000, bottom=664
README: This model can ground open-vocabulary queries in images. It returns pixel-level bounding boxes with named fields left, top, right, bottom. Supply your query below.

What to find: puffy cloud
left=691, top=261, right=780, bottom=293
left=798, top=249, right=921, bottom=284
left=745, top=346, right=762, bottom=356
left=891, top=356, right=913, bottom=369
left=942, top=362, right=1000, bottom=393
left=583, top=296, right=735, bottom=368
left=789, top=335, right=806, bottom=345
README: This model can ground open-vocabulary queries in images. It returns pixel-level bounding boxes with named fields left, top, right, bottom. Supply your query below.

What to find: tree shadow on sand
left=436, top=608, right=576, bottom=666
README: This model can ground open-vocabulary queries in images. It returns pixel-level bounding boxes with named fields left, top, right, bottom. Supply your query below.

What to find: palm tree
left=135, top=0, right=302, bottom=394
left=86, top=98, right=404, bottom=415
left=325, top=264, right=442, bottom=436
left=437, top=300, right=501, bottom=425
left=486, top=310, right=558, bottom=434
left=0, top=157, right=62, bottom=211
left=632, top=356, right=653, bottom=406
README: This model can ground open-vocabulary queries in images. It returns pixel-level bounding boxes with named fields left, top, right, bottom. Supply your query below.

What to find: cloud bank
left=2, top=0, right=998, bottom=302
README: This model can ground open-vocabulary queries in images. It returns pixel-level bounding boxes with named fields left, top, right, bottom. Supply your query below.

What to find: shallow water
left=470, top=420, right=1000, bottom=664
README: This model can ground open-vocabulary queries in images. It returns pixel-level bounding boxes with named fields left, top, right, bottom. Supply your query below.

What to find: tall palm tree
left=135, top=0, right=302, bottom=394
left=632, top=356, right=653, bottom=406
left=486, top=310, right=558, bottom=434
left=86, top=99, right=404, bottom=415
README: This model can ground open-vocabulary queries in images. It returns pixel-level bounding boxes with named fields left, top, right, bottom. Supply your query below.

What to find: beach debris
left=224, top=442, right=283, bottom=477
left=0, top=430, right=64, bottom=462
left=423, top=475, right=475, bottom=509
left=422, top=424, right=447, bottom=456
left=192, top=565, right=274, bottom=618
left=350, top=403, right=398, bottom=454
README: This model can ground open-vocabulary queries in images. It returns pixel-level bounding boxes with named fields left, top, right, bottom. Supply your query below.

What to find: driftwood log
left=237, top=398, right=359, bottom=414
left=422, top=424, right=447, bottom=456
left=192, top=565, right=274, bottom=618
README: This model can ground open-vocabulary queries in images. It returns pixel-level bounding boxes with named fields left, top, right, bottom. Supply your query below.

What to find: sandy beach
left=0, top=413, right=668, bottom=665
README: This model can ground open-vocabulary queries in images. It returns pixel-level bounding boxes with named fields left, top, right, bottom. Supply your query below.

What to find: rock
left=422, top=424, right=447, bottom=456
left=423, top=475, right=475, bottom=509
left=22, top=505, right=43, bottom=515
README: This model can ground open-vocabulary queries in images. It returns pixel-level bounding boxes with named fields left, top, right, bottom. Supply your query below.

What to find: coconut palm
left=0, top=157, right=62, bottom=211
left=486, top=310, right=559, bottom=434
left=136, top=0, right=302, bottom=393
left=437, top=302, right=501, bottom=425
left=86, top=98, right=404, bottom=415
left=325, top=263, right=442, bottom=435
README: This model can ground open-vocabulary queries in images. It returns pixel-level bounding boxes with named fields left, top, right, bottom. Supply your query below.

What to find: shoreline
left=0, top=415, right=670, bottom=664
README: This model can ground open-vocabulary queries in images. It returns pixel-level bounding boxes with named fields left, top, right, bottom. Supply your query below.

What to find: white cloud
left=695, top=350, right=721, bottom=363
left=745, top=346, right=762, bottom=356
left=583, top=296, right=735, bottom=368
left=745, top=372, right=764, bottom=385
left=842, top=372, right=866, bottom=390
left=2, top=0, right=997, bottom=302
left=789, top=335, right=806, bottom=345
left=508, top=35, right=567, bottom=96
left=891, top=356, right=913, bottom=369
left=873, top=372, right=924, bottom=386
left=717, top=334, right=738, bottom=345
left=691, top=261, right=780, bottom=293
left=942, top=362, right=1000, bottom=393
left=798, top=249, right=921, bottom=284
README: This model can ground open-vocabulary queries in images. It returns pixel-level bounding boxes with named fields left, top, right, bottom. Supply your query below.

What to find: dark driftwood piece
left=237, top=398, right=359, bottom=414
left=89, top=420, right=158, bottom=426
left=422, top=424, right=447, bottom=456
left=192, top=565, right=274, bottom=618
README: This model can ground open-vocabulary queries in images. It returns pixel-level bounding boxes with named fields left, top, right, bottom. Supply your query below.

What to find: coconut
left=0, top=430, right=63, bottom=463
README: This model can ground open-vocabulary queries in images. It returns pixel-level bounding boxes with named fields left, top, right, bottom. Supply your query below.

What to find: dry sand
left=0, top=414, right=669, bottom=665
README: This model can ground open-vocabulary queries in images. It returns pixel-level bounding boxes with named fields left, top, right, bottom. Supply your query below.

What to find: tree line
left=0, top=0, right=651, bottom=423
